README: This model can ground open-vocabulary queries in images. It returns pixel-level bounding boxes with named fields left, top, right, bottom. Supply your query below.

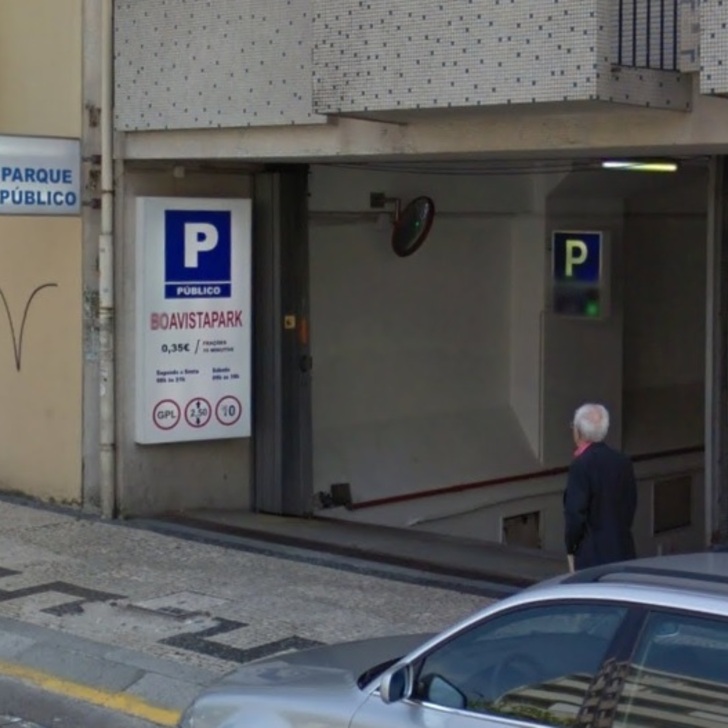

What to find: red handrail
left=347, top=445, right=704, bottom=511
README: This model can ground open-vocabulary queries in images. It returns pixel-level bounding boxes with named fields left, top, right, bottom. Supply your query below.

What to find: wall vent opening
left=653, top=475, right=692, bottom=535
left=503, top=511, right=541, bottom=549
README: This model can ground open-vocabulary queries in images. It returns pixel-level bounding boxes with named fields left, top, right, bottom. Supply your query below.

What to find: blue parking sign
left=552, top=231, right=602, bottom=284
left=164, top=210, right=232, bottom=299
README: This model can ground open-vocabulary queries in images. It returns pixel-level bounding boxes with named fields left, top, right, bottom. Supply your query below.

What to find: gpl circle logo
left=153, top=400, right=181, bottom=431
left=164, top=210, right=232, bottom=299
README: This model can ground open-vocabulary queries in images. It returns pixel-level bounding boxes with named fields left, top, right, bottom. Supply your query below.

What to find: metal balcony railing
left=615, top=0, right=679, bottom=71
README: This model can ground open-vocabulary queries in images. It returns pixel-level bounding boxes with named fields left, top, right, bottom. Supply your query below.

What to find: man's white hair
left=573, top=403, right=610, bottom=443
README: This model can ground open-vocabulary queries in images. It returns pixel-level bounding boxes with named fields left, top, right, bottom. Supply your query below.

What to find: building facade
left=108, top=0, right=727, bottom=557
left=0, top=1, right=91, bottom=507
left=4, top=0, right=728, bottom=560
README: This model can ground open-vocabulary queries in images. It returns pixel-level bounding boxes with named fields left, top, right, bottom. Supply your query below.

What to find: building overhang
left=119, top=91, right=728, bottom=164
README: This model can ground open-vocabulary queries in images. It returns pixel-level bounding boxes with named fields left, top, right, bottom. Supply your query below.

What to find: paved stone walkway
left=0, top=498, right=496, bottom=717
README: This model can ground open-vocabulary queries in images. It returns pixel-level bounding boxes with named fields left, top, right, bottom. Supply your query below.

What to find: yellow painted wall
left=0, top=1, right=82, bottom=138
left=0, top=0, right=83, bottom=502
left=0, top=218, right=82, bottom=501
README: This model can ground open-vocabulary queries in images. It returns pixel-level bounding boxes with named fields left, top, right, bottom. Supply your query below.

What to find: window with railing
left=614, top=0, right=679, bottom=71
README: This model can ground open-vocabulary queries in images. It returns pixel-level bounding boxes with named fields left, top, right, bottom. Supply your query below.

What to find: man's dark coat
left=563, top=442, right=637, bottom=570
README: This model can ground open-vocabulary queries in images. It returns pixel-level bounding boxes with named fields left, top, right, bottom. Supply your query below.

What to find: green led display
left=585, top=300, right=600, bottom=317
left=553, top=285, right=603, bottom=319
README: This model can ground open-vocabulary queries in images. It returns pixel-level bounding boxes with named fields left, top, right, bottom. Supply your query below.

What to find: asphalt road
left=0, top=675, right=160, bottom=728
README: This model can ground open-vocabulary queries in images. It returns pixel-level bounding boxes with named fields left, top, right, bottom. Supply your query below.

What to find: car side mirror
left=380, top=665, right=412, bottom=704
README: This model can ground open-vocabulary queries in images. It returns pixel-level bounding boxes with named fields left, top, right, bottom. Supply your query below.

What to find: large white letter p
left=565, top=239, right=588, bottom=278
left=184, top=223, right=219, bottom=268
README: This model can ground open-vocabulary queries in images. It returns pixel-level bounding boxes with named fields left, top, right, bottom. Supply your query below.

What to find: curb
left=0, top=659, right=181, bottom=726
left=0, top=616, right=214, bottom=726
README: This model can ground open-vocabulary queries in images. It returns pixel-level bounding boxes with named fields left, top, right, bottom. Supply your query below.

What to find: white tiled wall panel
left=601, top=0, right=691, bottom=112
left=701, top=0, right=728, bottom=95
left=312, top=0, right=603, bottom=114
left=678, top=0, right=701, bottom=72
left=312, top=0, right=689, bottom=115
left=114, top=0, right=325, bottom=130
left=114, top=0, right=697, bottom=131
left=606, top=67, right=691, bottom=109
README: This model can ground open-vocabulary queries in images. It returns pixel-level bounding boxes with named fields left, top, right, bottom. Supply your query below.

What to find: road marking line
left=0, top=659, right=182, bottom=726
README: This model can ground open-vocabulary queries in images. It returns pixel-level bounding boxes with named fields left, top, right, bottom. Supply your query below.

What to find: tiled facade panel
left=605, top=66, right=691, bottom=109
left=678, top=0, right=701, bottom=72
left=701, top=0, right=728, bottom=95
left=598, top=0, right=690, bottom=109
left=312, top=0, right=603, bottom=114
left=113, top=0, right=699, bottom=131
left=114, top=0, right=323, bottom=130
left=600, top=0, right=690, bottom=112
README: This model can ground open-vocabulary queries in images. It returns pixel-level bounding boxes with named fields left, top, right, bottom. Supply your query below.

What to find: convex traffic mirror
left=391, top=196, right=436, bottom=257
left=370, top=192, right=436, bottom=258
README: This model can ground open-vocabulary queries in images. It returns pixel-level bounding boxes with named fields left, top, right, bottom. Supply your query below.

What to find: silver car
left=179, top=552, right=728, bottom=728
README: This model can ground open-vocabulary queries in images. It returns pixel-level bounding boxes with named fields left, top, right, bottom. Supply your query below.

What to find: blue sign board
left=0, top=135, right=81, bottom=217
left=552, top=231, right=602, bottom=283
left=164, top=210, right=232, bottom=299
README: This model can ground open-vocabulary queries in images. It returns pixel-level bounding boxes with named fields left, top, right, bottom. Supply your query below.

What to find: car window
left=412, top=603, right=628, bottom=726
left=614, top=611, right=728, bottom=728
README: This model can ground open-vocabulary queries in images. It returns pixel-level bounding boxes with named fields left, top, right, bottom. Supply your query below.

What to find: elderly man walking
left=563, top=403, right=637, bottom=572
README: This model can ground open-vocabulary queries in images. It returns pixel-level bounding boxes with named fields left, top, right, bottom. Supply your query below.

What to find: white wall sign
left=135, top=197, right=252, bottom=444
left=0, top=135, right=81, bottom=216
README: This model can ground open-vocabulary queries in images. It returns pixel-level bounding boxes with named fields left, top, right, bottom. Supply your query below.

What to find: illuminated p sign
left=551, top=231, right=605, bottom=318
left=553, top=232, right=602, bottom=283
left=553, top=231, right=602, bottom=283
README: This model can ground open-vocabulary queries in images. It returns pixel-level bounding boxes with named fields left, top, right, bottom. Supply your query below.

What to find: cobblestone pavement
left=0, top=499, right=492, bottom=691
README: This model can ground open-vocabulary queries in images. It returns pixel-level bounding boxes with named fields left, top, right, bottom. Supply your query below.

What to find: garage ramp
left=145, top=510, right=567, bottom=596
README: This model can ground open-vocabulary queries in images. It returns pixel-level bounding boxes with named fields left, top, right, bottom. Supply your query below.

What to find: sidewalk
left=0, top=496, right=563, bottom=725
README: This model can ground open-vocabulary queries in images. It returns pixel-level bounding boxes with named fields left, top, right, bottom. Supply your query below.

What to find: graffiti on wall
left=0, top=283, right=58, bottom=371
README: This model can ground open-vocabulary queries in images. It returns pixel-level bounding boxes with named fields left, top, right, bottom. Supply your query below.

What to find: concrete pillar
left=706, top=156, right=728, bottom=545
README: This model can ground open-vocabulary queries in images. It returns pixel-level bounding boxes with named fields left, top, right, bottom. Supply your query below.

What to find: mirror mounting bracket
left=370, top=192, right=402, bottom=222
